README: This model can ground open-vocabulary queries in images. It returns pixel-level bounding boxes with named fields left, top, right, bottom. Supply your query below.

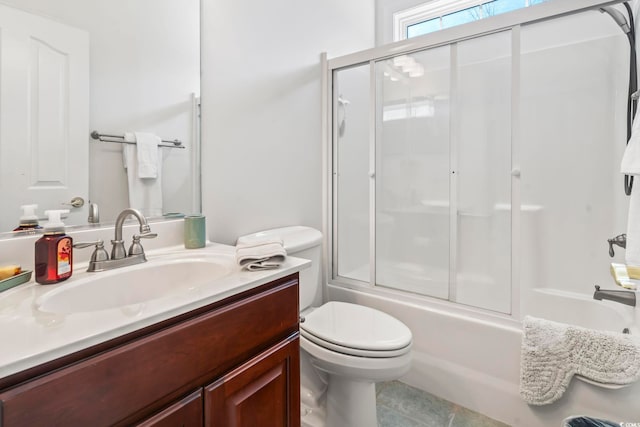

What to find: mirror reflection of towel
left=122, top=132, right=163, bottom=217
left=134, top=132, right=160, bottom=178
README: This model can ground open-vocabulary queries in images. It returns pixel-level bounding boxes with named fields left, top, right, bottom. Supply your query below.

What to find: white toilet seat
left=300, top=328, right=411, bottom=358
left=300, top=301, right=412, bottom=357
left=300, top=333, right=412, bottom=382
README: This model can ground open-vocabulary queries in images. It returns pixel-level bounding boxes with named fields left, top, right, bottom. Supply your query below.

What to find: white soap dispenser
left=14, top=204, right=42, bottom=233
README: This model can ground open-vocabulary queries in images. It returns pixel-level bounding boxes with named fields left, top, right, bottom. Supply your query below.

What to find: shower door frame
left=323, top=0, right=626, bottom=318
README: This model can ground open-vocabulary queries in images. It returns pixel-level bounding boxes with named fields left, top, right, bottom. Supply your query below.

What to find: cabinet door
left=204, top=336, right=300, bottom=427
left=136, top=390, right=203, bottom=427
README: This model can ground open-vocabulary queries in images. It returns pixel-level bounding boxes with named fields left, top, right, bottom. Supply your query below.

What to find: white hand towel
left=621, top=109, right=640, bottom=265
left=134, top=132, right=160, bottom=179
left=235, top=237, right=287, bottom=271
left=626, top=190, right=640, bottom=265
left=122, top=132, right=163, bottom=217
left=520, top=316, right=640, bottom=405
left=236, top=236, right=283, bottom=247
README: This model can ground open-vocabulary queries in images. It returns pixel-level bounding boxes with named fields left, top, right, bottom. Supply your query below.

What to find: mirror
left=0, top=0, right=200, bottom=234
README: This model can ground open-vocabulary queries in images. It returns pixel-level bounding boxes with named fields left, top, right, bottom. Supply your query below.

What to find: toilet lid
left=300, top=301, right=412, bottom=353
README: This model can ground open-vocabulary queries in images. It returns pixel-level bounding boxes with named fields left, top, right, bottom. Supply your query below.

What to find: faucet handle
left=607, top=233, right=627, bottom=257
left=74, top=240, right=103, bottom=249
left=136, top=232, right=158, bottom=239
left=128, top=233, right=157, bottom=256
left=73, top=240, right=109, bottom=263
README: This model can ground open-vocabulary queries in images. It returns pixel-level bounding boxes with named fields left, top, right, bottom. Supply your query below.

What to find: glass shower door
left=454, top=31, right=512, bottom=313
left=373, top=31, right=512, bottom=312
left=375, top=46, right=451, bottom=300
left=333, top=32, right=514, bottom=313
left=334, top=64, right=371, bottom=283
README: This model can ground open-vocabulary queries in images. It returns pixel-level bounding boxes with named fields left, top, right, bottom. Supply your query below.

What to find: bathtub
left=327, top=283, right=640, bottom=427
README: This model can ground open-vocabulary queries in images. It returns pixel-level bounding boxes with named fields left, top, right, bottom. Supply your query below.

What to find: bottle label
left=57, top=238, right=72, bottom=275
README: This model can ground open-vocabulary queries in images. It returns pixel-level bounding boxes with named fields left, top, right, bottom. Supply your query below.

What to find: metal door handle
left=63, top=197, right=85, bottom=208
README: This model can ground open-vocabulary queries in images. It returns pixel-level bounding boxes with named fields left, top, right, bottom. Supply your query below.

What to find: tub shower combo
left=323, top=0, right=640, bottom=425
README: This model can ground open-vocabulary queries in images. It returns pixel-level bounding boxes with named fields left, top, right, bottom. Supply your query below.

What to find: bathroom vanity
left=0, top=239, right=307, bottom=427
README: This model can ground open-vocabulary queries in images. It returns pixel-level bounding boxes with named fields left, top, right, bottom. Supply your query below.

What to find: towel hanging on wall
left=134, top=132, right=160, bottom=178
left=622, top=109, right=640, bottom=265
left=122, top=132, right=163, bottom=217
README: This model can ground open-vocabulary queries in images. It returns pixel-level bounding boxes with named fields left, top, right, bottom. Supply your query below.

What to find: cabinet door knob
left=299, top=316, right=305, bottom=323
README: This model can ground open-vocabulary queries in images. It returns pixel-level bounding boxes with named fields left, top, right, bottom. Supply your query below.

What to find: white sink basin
left=36, top=257, right=232, bottom=314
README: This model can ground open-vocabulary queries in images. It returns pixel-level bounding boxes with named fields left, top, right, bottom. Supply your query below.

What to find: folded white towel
left=520, top=316, right=640, bottom=405
left=235, top=237, right=286, bottom=271
left=122, top=132, right=163, bottom=217
left=236, top=236, right=282, bottom=247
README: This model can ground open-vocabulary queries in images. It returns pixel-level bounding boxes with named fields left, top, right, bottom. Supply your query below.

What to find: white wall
left=201, top=0, right=375, bottom=245
left=0, top=0, right=200, bottom=223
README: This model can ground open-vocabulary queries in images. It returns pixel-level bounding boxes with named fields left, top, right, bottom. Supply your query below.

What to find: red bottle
left=35, top=210, right=72, bottom=285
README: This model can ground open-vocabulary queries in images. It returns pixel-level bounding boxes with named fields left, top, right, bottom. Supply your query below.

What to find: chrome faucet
left=593, top=285, right=636, bottom=307
left=87, top=203, right=100, bottom=224
left=74, top=208, right=157, bottom=272
left=111, top=208, right=156, bottom=259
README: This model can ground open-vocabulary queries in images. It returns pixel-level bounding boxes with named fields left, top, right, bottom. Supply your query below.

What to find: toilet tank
left=237, top=226, right=323, bottom=311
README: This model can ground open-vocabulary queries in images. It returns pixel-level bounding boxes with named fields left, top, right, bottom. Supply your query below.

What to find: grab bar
left=90, top=131, right=184, bottom=149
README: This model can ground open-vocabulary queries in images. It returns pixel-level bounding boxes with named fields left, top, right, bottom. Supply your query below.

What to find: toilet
left=238, top=226, right=412, bottom=427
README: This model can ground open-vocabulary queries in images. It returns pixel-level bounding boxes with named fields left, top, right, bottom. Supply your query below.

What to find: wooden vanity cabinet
left=0, top=274, right=300, bottom=427
left=136, top=389, right=203, bottom=427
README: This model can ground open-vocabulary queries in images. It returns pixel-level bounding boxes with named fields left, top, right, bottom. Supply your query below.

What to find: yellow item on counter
left=610, top=263, right=640, bottom=290
left=0, top=264, right=21, bottom=281
left=626, top=264, right=640, bottom=280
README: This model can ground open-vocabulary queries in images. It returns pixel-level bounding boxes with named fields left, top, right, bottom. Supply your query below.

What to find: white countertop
left=0, top=242, right=310, bottom=379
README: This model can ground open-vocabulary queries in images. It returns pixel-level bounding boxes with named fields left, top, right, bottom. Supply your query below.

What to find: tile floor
left=376, top=381, right=510, bottom=427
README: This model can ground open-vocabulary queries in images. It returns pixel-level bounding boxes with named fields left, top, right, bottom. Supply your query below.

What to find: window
left=395, top=0, right=549, bottom=41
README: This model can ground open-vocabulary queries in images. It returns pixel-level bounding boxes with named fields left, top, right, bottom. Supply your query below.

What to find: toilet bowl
left=238, top=226, right=412, bottom=427
left=301, top=301, right=412, bottom=427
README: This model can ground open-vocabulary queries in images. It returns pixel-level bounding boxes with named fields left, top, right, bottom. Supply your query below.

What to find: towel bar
left=90, top=131, right=185, bottom=149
